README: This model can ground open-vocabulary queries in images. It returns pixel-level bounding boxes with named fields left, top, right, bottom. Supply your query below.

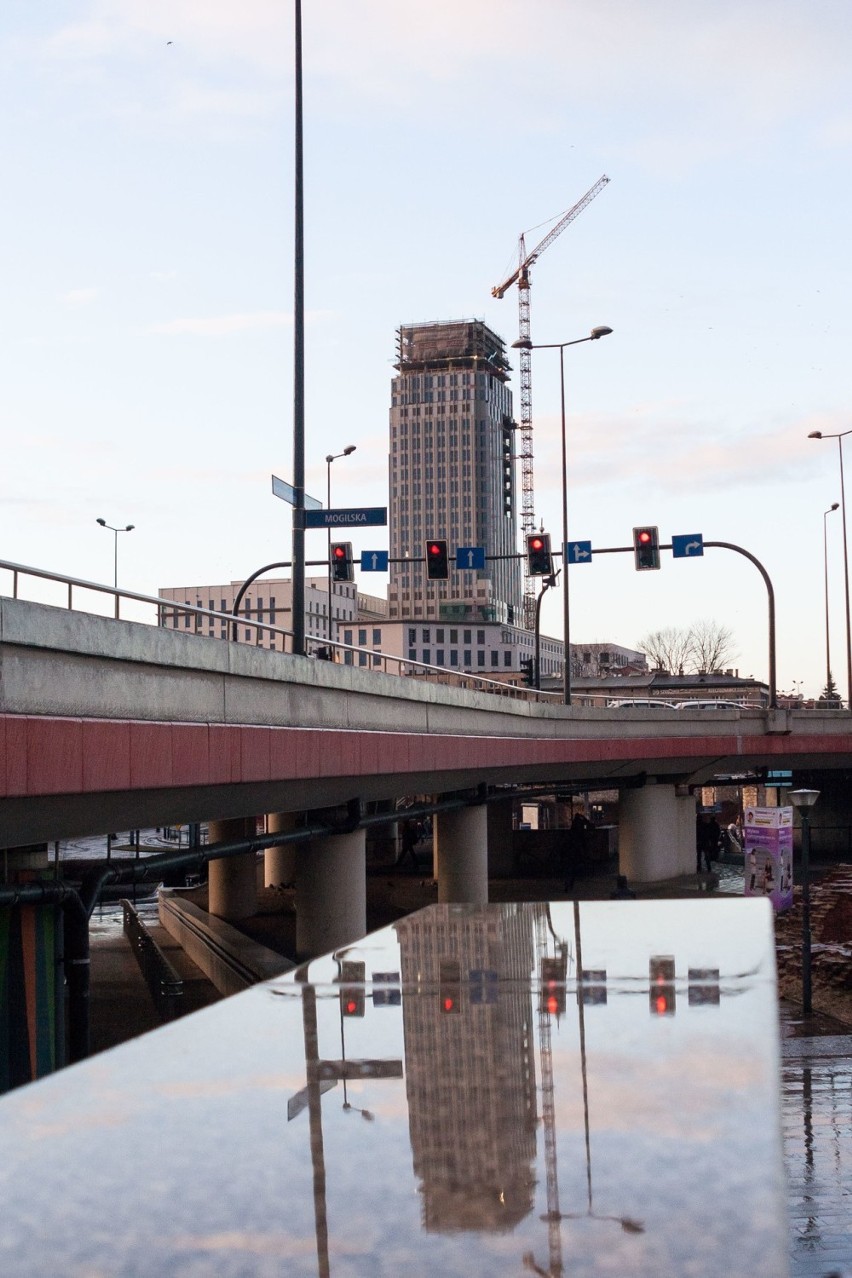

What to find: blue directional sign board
left=304, top=507, right=388, bottom=529
left=360, top=550, right=389, bottom=572
left=672, top=533, right=704, bottom=559
left=567, top=540, right=592, bottom=564
left=456, top=546, right=486, bottom=571
left=271, top=474, right=322, bottom=510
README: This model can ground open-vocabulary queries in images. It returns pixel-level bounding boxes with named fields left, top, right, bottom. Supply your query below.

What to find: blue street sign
left=304, top=507, right=388, bottom=529
left=360, top=550, right=389, bottom=572
left=672, top=533, right=704, bottom=559
left=567, top=540, right=592, bottom=564
left=271, top=474, right=322, bottom=511
left=456, top=546, right=486, bottom=571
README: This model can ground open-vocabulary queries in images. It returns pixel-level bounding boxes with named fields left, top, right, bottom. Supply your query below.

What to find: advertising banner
left=743, top=806, right=793, bottom=912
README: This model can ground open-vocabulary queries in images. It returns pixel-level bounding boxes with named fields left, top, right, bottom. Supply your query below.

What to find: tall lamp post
left=512, top=326, right=613, bottom=705
left=789, top=788, right=820, bottom=1015
left=96, top=517, right=134, bottom=589
left=325, top=445, right=356, bottom=643
left=823, top=502, right=839, bottom=701
left=809, top=429, right=852, bottom=708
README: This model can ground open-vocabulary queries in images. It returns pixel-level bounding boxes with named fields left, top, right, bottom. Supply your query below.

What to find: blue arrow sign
left=304, top=507, right=388, bottom=529
left=456, top=546, right=486, bottom=571
left=360, top=550, right=389, bottom=572
left=672, top=533, right=704, bottom=559
left=567, top=540, right=592, bottom=564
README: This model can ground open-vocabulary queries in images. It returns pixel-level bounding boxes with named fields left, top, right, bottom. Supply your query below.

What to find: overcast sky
left=3, top=1, right=852, bottom=698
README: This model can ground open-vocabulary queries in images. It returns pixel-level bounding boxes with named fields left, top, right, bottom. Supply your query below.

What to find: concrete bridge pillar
left=264, top=812, right=297, bottom=887
left=435, top=804, right=488, bottom=904
left=618, top=785, right=696, bottom=883
left=294, top=828, right=366, bottom=961
left=207, top=818, right=257, bottom=921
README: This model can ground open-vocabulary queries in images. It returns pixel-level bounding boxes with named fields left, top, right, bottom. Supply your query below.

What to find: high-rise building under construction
left=388, top=319, right=523, bottom=625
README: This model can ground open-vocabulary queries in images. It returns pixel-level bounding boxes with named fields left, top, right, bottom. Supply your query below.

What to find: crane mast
left=492, top=175, right=610, bottom=630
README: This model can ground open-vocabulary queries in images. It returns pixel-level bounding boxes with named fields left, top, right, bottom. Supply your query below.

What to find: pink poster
left=743, top=806, right=793, bottom=912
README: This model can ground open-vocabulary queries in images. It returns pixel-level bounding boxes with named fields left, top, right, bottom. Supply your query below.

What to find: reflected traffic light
left=649, top=955, right=676, bottom=1015
left=439, top=958, right=461, bottom=1013
left=339, top=960, right=366, bottom=1017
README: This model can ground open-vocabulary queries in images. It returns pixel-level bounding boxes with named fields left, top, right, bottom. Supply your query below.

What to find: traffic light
left=649, top=955, right=676, bottom=1016
left=339, top=960, right=366, bottom=1017
left=439, top=958, right=461, bottom=1014
left=526, top=532, right=552, bottom=576
left=633, top=526, right=660, bottom=571
left=540, top=956, right=567, bottom=1017
left=330, top=541, right=354, bottom=582
left=425, top=539, right=449, bottom=580
left=519, top=655, right=536, bottom=687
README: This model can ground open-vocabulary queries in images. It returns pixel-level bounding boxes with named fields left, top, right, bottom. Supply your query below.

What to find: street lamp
left=512, top=327, right=613, bottom=705
left=823, top=502, right=840, bottom=702
left=96, top=517, right=135, bottom=589
left=325, top=446, right=356, bottom=643
left=789, top=788, right=820, bottom=1015
left=809, top=430, right=852, bottom=708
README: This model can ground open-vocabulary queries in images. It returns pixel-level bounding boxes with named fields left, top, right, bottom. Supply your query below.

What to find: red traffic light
left=638, top=530, right=651, bottom=544
left=424, top=538, right=449, bottom=579
left=333, top=545, right=346, bottom=560
left=526, top=532, right=552, bottom=576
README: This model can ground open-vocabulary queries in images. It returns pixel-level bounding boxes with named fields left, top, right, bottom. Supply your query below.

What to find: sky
left=3, top=0, right=852, bottom=699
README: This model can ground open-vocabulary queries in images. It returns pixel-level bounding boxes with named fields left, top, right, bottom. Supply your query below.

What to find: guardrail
left=0, top=558, right=563, bottom=704
left=121, top=899, right=184, bottom=1021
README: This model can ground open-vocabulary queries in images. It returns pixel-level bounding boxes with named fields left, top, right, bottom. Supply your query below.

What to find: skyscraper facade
left=388, top=320, right=522, bottom=625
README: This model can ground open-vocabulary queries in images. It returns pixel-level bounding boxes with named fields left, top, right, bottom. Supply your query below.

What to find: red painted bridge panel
left=0, top=713, right=850, bottom=802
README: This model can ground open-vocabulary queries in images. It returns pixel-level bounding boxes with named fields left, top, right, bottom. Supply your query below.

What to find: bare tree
left=689, top=618, right=737, bottom=672
left=636, top=626, right=694, bottom=673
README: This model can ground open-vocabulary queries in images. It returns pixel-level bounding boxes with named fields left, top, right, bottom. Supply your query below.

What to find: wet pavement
left=779, top=1004, right=852, bottom=1277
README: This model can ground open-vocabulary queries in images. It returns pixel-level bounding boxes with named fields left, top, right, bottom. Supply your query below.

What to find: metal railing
left=0, top=558, right=562, bottom=703
left=122, top=899, right=184, bottom=1021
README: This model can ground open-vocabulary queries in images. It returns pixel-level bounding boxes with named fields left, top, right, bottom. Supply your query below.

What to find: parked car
left=607, top=698, right=678, bottom=709
left=674, top=700, right=754, bottom=711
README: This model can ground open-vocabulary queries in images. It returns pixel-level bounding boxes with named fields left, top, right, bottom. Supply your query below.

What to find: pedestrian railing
left=0, top=558, right=569, bottom=704
left=121, top=899, right=184, bottom=1022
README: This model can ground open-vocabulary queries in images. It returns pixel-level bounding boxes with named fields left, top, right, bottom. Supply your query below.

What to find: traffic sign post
left=304, top=507, right=388, bottom=530
left=456, top=546, right=486, bottom=571
left=672, top=533, right=704, bottom=559
left=360, top=550, right=389, bottom=572
left=567, top=540, right=592, bottom=564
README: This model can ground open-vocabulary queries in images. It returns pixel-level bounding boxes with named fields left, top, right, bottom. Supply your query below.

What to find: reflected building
left=394, top=902, right=539, bottom=1232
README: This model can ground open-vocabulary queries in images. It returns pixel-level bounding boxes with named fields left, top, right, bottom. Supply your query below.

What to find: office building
left=388, top=320, right=522, bottom=626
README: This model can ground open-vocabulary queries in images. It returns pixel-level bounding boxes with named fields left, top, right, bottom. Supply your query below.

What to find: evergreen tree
left=819, top=671, right=843, bottom=708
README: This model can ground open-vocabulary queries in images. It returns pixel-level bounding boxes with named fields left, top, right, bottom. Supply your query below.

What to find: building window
left=477, top=630, right=485, bottom=644
left=408, top=628, right=416, bottom=645
left=450, top=650, right=459, bottom=666
left=491, top=651, right=499, bottom=666
left=477, top=651, right=485, bottom=667
left=463, top=650, right=471, bottom=665
left=422, top=629, right=430, bottom=643
left=358, top=652, right=367, bottom=666
left=408, top=649, right=416, bottom=661
left=344, top=629, right=353, bottom=645
left=422, top=649, right=431, bottom=665
left=464, top=630, right=472, bottom=643
left=373, top=629, right=381, bottom=645
left=437, top=628, right=445, bottom=642
left=358, top=629, right=367, bottom=645
left=436, top=649, right=445, bottom=665
left=504, top=651, right=512, bottom=667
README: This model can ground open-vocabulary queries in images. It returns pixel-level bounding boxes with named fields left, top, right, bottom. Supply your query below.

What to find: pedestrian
left=399, top=820, right=419, bottom=871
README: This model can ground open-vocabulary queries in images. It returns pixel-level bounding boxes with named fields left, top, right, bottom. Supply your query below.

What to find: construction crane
left=492, top=175, right=610, bottom=630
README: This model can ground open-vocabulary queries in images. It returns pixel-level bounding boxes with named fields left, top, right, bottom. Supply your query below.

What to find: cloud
left=148, top=310, right=290, bottom=336
left=60, top=287, right=100, bottom=309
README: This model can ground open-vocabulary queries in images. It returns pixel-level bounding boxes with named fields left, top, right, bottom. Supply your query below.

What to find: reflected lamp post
left=96, top=517, right=134, bottom=589
left=513, top=327, right=613, bottom=705
left=789, top=788, right=820, bottom=1015
left=823, top=502, right=839, bottom=701
left=325, top=445, right=356, bottom=643
left=809, top=429, right=852, bottom=708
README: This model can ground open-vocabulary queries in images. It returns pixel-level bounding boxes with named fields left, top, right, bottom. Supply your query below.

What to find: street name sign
left=456, top=546, right=486, bottom=570
left=271, top=474, right=322, bottom=511
left=672, top=533, right=704, bottom=559
left=304, top=507, right=388, bottom=529
left=360, top=550, right=389, bottom=572
left=567, top=540, right=592, bottom=564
